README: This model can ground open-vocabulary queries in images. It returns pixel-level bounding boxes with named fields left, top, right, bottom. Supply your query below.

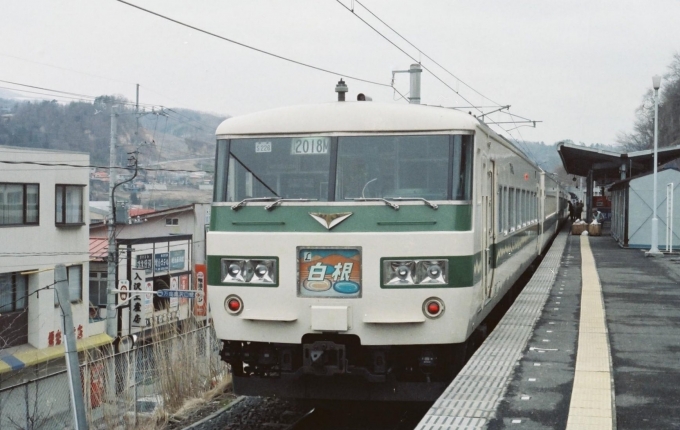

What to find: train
left=206, top=97, right=569, bottom=402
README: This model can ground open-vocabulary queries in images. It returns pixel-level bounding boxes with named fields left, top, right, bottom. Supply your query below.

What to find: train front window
left=223, top=137, right=332, bottom=202
left=335, top=134, right=472, bottom=201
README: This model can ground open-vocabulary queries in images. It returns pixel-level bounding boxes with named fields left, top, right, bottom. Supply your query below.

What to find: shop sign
left=154, top=252, right=169, bottom=272
left=136, top=253, right=153, bottom=272
left=131, top=270, right=152, bottom=327
left=194, top=264, right=207, bottom=317
left=170, top=250, right=185, bottom=270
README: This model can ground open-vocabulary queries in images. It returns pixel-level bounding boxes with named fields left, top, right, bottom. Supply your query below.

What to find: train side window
left=451, top=135, right=473, bottom=200
left=518, top=190, right=524, bottom=227
left=508, top=187, right=515, bottom=232
left=533, top=192, right=537, bottom=222
left=498, top=185, right=505, bottom=234
left=505, top=186, right=510, bottom=233
left=524, top=190, right=528, bottom=226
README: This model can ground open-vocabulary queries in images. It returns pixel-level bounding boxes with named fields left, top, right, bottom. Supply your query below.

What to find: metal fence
left=0, top=324, right=225, bottom=430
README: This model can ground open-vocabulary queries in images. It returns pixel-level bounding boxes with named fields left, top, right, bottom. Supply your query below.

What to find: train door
left=481, top=159, right=496, bottom=305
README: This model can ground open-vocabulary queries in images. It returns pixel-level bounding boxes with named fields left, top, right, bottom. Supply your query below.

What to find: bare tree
left=617, top=53, right=680, bottom=152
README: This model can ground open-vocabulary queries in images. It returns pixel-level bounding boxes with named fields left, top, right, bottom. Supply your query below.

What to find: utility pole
left=55, top=265, right=89, bottom=430
left=135, top=84, right=140, bottom=140
left=106, top=106, right=118, bottom=338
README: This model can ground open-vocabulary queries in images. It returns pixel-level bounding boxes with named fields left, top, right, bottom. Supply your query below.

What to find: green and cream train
left=207, top=101, right=568, bottom=402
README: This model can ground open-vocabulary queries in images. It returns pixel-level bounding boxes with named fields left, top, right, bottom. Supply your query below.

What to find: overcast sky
left=2, top=0, right=680, bottom=146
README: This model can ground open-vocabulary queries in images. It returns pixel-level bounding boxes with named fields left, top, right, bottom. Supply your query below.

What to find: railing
left=0, top=324, right=226, bottom=429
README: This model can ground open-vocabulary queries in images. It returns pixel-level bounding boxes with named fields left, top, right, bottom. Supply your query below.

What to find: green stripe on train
left=206, top=253, right=480, bottom=289
left=490, top=224, right=540, bottom=268
left=210, top=204, right=472, bottom=233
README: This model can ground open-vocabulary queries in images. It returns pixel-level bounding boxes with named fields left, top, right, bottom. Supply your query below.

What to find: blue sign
left=156, top=289, right=197, bottom=299
left=154, top=252, right=169, bottom=272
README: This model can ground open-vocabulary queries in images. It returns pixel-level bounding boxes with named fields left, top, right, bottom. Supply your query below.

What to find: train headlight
left=382, top=259, right=448, bottom=286
left=250, top=260, right=276, bottom=284
left=417, top=260, right=448, bottom=285
left=223, top=260, right=247, bottom=282
left=221, top=258, right=277, bottom=284
left=384, top=261, right=415, bottom=285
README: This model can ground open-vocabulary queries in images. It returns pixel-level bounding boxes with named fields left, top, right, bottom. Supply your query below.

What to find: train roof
left=216, top=102, right=481, bottom=137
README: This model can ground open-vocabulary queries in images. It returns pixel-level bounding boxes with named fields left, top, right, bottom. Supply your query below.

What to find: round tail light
left=423, top=297, right=444, bottom=318
left=225, top=295, right=243, bottom=315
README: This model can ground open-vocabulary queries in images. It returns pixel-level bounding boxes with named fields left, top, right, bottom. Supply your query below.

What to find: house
left=0, top=145, right=111, bottom=381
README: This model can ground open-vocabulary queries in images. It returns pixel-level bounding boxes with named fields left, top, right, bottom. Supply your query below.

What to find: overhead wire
left=0, top=52, right=135, bottom=86
left=0, top=159, right=210, bottom=173
left=336, top=0, right=543, bottom=164
left=114, top=0, right=393, bottom=89
left=335, top=0, right=482, bottom=113
left=352, top=0, right=503, bottom=107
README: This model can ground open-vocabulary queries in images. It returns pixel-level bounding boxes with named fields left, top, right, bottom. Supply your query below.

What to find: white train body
left=207, top=102, right=567, bottom=401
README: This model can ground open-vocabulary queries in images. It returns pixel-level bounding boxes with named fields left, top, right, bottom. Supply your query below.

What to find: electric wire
left=114, top=0, right=392, bottom=89
left=337, top=0, right=543, bottom=156
left=0, top=52, right=135, bottom=86
left=335, top=0, right=481, bottom=112
left=353, top=0, right=503, bottom=107
left=0, top=77, right=165, bottom=110
left=0, top=160, right=210, bottom=173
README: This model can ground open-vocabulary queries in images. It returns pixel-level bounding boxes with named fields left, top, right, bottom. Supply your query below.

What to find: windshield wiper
left=388, top=197, right=438, bottom=210
left=231, top=197, right=280, bottom=211
left=265, top=198, right=318, bottom=211
left=346, top=198, right=400, bottom=211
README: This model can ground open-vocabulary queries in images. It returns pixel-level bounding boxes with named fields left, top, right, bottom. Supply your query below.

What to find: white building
left=0, top=145, right=110, bottom=378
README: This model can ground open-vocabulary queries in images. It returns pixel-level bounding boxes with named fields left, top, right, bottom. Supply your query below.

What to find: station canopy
left=557, top=142, right=680, bottom=184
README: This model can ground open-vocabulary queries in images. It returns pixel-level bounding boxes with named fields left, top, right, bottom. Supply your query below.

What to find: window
left=508, top=187, right=515, bottom=231
left=55, top=265, right=82, bottom=305
left=89, top=271, right=107, bottom=307
left=226, top=137, right=332, bottom=202
left=214, top=134, right=474, bottom=203
left=498, top=186, right=504, bottom=234
left=165, top=218, right=179, bottom=226
left=0, top=272, right=28, bottom=313
left=56, top=185, right=84, bottom=225
left=0, top=183, right=39, bottom=226
left=0, top=272, right=29, bottom=347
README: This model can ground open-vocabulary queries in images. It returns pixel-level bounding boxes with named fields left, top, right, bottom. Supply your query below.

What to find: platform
left=416, top=226, right=680, bottom=429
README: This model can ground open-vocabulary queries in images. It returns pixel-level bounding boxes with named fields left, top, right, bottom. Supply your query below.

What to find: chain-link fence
left=0, top=323, right=226, bottom=430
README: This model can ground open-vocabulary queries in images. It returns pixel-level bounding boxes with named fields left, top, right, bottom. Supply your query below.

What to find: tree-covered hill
left=0, top=95, right=227, bottom=168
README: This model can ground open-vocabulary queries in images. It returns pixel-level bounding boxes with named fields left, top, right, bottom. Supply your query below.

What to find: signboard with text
left=194, top=264, right=207, bottom=317
left=170, top=250, right=185, bottom=271
left=154, top=252, right=169, bottom=272
left=130, top=269, right=152, bottom=327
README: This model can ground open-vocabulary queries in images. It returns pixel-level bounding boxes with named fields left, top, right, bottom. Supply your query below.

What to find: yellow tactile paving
left=565, top=237, right=615, bottom=430
left=573, top=371, right=611, bottom=391
left=566, top=415, right=614, bottom=430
